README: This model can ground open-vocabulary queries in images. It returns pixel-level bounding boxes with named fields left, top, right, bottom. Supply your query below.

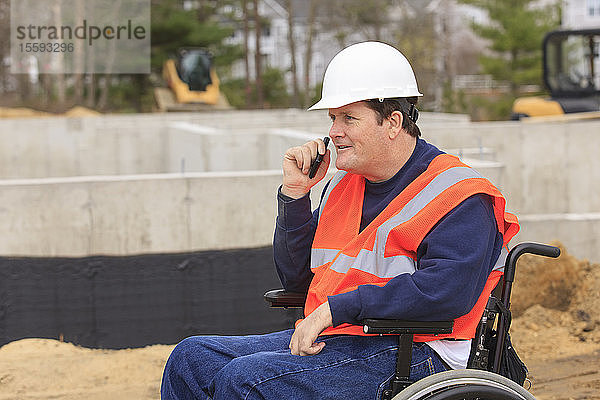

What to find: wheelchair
left=265, top=242, right=560, bottom=400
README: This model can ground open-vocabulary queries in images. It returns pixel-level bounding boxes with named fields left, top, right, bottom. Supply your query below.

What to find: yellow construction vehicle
left=155, top=48, right=230, bottom=111
left=512, top=29, right=600, bottom=120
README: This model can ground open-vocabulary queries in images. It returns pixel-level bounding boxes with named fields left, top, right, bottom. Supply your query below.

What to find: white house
left=562, top=0, right=600, bottom=28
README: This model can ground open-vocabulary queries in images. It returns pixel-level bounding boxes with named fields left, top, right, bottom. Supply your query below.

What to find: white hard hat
left=308, top=41, right=422, bottom=111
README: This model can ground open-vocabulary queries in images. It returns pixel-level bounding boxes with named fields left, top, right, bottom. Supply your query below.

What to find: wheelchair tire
left=392, top=369, right=536, bottom=400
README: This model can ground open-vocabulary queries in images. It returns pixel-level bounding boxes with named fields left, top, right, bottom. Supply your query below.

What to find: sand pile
left=0, top=106, right=100, bottom=118
left=62, top=106, right=102, bottom=117
left=0, top=107, right=52, bottom=118
left=511, top=242, right=600, bottom=361
left=0, top=339, right=173, bottom=400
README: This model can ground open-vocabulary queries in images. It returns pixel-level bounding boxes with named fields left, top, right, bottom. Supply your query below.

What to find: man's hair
left=364, top=97, right=421, bottom=137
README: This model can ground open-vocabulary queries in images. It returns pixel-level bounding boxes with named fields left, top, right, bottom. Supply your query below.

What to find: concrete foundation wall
left=516, top=213, right=600, bottom=263
left=0, top=111, right=331, bottom=179
left=0, top=111, right=598, bottom=261
left=0, top=170, right=336, bottom=257
left=425, top=120, right=600, bottom=215
left=0, top=110, right=470, bottom=179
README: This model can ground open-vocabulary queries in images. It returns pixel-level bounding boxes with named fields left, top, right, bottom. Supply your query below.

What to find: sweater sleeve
left=327, top=194, right=503, bottom=326
left=272, top=186, right=317, bottom=293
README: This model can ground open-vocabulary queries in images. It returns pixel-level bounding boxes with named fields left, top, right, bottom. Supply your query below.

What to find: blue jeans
left=161, top=329, right=447, bottom=400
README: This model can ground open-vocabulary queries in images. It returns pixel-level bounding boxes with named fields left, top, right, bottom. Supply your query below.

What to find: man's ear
left=387, top=110, right=403, bottom=139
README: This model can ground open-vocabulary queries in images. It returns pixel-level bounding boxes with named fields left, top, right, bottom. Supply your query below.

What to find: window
left=262, top=24, right=271, bottom=37
left=589, top=0, right=600, bottom=16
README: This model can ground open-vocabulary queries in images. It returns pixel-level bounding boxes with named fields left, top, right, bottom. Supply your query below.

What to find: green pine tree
left=459, top=0, right=559, bottom=96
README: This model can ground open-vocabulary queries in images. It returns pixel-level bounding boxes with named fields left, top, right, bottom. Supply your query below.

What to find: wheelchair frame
left=264, top=242, right=560, bottom=400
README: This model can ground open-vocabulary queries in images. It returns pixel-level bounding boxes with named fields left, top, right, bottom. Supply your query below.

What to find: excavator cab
left=161, top=48, right=221, bottom=106
left=176, top=49, right=213, bottom=92
left=512, top=29, right=600, bottom=119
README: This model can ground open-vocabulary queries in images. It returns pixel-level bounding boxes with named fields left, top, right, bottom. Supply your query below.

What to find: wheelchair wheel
left=392, top=369, right=536, bottom=400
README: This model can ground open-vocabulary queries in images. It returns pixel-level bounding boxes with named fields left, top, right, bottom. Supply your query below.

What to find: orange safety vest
left=305, top=153, right=520, bottom=340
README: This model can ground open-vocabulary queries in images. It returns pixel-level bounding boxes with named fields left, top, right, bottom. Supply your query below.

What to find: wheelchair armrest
left=264, top=289, right=307, bottom=308
left=362, top=319, right=453, bottom=335
left=363, top=318, right=454, bottom=397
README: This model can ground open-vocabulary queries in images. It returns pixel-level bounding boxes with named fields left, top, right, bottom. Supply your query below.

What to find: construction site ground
left=0, top=243, right=598, bottom=399
left=0, top=106, right=101, bottom=118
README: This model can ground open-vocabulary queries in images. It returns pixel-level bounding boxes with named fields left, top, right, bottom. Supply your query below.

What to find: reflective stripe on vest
left=493, top=246, right=508, bottom=273
left=311, top=242, right=507, bottom=279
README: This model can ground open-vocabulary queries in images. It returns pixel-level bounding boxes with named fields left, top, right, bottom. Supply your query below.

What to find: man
left=161, top=41, right=519, bottom=399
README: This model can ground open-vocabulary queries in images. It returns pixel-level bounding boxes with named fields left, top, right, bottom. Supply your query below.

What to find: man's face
left=328, top=101, right=390, bottom=181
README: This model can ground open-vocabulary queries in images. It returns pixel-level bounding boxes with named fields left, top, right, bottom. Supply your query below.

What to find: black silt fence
left=0, top=246, right=301, bottom=349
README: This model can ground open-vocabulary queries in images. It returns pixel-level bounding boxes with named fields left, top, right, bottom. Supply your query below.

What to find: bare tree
left=73, top=0, right=85, bottom=103
left=303, top=0, right=318, bottom=107
left=0, top=0, right=11, bottom=102
left=97, top=75, right=113, bottom=111
left=253, top=0, right=263, bottom=107
left=435, top=0, right=459, bottom=112
left=321, top=1, right=346, bottom=48
left=85, top=71, right=96, bottom=108
left=52, top=0, right=66, bottom=108
left=322, top=0, right=391, bottom=47
left=242, top=0, right=252, bottom=107
left=40, top=74, right=52, bottom=108
left=285, top=0, right=300, bottom=107
left=393, top=1, right=438, bottom=108
left=73, top=74, right=84, bottom=103
left=97, top=0, right=121, bottom=110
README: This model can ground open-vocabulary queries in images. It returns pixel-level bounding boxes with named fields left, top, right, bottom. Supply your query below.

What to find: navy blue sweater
left=273, top=138, right=503, bottom=327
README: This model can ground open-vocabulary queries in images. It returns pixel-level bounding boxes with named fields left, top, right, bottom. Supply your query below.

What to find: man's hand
left=289, top=301, right=333, bottom=356
left=281, top=138, right=331, bottom=199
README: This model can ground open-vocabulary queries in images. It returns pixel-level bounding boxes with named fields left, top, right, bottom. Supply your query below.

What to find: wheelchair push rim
left=392, top=369, right=536, bottom=400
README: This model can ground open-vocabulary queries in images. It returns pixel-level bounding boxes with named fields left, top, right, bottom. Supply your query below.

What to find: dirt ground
left=1, top=242, right=598, bottom=399
left=511, top=243, right=600, bottom=399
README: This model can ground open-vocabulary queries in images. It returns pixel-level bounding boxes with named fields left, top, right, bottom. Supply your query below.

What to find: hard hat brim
left=307, top=98, right=343, bottom=111
left=307, top=92, right=423, bottom=111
